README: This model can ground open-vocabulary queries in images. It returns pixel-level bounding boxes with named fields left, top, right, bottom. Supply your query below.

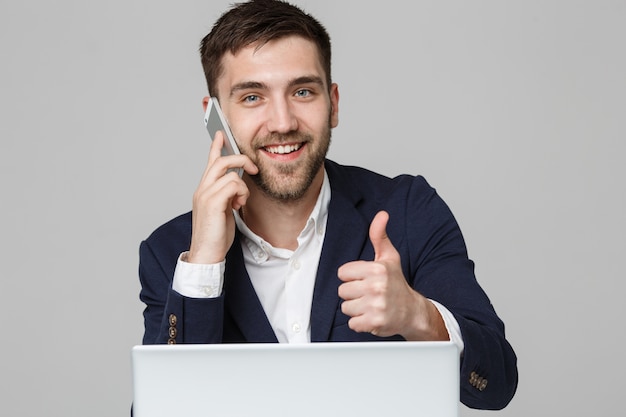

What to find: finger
left=347, top=315, right=375, bottom=335
left=197, top=131, right=225, bottom=185
left=337, top=260, right=374, bottom=282
left=241, top=157, right=259, bottom=176
left=340, top=298, right=364, bottom=319
left=338, top=280, right=365, bottom=301
left=196, top=170, right=250, bottom=211
left=202, top=131, right=258, bottom=183
left=346, top=306, right=388, bottom=336
left=369, top=210, right=398, bottom=262
left=210, top=130, right=259, bottom=176
left=208, top=130, right=226, bottom=166
left=226, top=173, right=252, bottom=210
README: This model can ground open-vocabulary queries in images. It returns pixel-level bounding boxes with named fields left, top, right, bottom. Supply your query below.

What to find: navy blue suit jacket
left=139, top=160, right=517, bottom=409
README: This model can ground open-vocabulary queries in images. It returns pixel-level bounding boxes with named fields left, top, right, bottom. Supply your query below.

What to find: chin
left=253, top=164, right=320, bottom=202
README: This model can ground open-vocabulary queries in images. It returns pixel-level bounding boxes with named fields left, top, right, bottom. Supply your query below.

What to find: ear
left=329, top=83, right=339, bottom=128
left=202, top=96, right=210, bottom=112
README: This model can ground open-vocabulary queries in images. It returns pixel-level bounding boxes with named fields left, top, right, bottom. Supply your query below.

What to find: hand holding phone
left=204, top=97, right=243, bottom=177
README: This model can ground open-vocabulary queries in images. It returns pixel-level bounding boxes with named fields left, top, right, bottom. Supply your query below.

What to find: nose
left=266, top=98, right=298, bottom=134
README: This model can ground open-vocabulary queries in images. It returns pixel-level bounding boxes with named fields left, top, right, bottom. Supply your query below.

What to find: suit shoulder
left=143, top=211, right=192, bottom=248
left=325, top=160, right=435, bottom=197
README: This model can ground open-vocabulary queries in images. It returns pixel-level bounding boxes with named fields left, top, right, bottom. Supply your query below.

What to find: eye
left=294, top=89, right=311, bottom=98
left=243, top=94, right=260, bottom=103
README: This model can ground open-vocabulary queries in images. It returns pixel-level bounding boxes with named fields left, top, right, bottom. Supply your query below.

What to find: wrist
left=185, top=249, right=225, bottom=265
left=403, top=293, right=449, bottom=341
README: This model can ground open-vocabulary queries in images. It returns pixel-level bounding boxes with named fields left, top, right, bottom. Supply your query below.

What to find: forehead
left=216, top=36, right=327, bottom=97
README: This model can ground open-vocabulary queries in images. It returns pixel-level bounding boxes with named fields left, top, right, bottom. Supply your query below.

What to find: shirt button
left=292, top=323, right=301, bottom=333
left=202, top=285, right=214, bottom=296
left=292, top=259, right=301, bottom=270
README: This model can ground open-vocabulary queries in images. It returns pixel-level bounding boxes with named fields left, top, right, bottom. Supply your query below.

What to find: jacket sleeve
left=396, top=176, right=518, bottom=410
left=139, top=238, right=225, bottom=344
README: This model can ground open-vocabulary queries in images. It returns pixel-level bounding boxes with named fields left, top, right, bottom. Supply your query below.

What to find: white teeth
left=265, top=143, right=302, bottom=154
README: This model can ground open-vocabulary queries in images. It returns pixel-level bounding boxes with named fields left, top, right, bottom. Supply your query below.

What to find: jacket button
left=169, top=314, right=177, bottom=327
left=469, top=371, right=488, bottom=391
left=469, top=371, right=478, bottom=385
left=168, top=327, right=177, bottom=338
left=167, top=338, right=176, bottom=345
left=478, top=378, right=488, bottom=391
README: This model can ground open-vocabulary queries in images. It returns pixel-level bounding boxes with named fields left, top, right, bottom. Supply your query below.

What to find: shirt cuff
left=172, top=252, right=225, bottom=298
left=429, top=299, right=465, bottom=355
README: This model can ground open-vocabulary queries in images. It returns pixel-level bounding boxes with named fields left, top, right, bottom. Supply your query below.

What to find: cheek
left=229, top=118, right=258, bottom=148
left=298, top=104, right=333, bottom=132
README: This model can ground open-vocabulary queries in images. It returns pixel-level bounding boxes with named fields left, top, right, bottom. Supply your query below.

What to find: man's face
left=211, top=36, right=339, bottom=201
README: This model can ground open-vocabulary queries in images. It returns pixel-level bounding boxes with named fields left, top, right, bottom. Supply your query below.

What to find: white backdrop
left=1, top=1, right=624, bottom=416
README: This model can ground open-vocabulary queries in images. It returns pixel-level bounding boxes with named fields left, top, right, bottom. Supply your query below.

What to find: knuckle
left=224, top=170, right=241, bottom=181
left=370, top=262, right=387, bottom=276
left=369, top=280, right=388, bottom=296
left=371, top=297, right=387, bottom=312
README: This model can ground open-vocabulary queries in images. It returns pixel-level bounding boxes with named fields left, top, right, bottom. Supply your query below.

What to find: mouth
left=262, top=142, right=304, bottom=155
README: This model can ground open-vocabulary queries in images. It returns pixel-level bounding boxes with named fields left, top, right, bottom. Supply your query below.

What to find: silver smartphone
left=204, top=97, right=243, bottom=177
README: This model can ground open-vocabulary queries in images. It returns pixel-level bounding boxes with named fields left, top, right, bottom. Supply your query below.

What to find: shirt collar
left=234, top=169, right=331, bottom=258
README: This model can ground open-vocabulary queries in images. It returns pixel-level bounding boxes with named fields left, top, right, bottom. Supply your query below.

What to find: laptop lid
left=132, top=341, right=459, bottom=417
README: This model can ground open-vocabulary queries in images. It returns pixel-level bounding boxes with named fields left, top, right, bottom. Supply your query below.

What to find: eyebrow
left=229, top=81, right=266, bottom=97
left=288, top=76, right=325, bottom=89
left=229, top=75, right=325, bottom=98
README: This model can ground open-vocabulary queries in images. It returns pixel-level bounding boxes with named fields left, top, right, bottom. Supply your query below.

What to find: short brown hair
left=199, top=0, right=332, bottom=98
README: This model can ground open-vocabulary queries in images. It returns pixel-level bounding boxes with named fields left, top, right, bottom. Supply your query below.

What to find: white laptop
left=132, top=341, right=459, bottom=417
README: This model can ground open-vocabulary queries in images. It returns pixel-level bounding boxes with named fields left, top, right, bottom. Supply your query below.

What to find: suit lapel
left=224, top=235, right=278, bottom=342
left=311, top=162, right=371, bottom=341
left=222, top=161, right=372, bottom=343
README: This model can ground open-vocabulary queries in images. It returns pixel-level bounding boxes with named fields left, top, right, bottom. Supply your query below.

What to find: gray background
left=1, top=1, right=624, bottom=416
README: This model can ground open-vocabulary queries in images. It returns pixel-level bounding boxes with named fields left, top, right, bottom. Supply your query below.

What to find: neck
left=241, top=170, right=323, bottom=250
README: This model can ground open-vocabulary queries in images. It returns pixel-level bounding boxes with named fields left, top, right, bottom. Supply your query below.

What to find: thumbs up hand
left=337, top=211, right=448, bottom=341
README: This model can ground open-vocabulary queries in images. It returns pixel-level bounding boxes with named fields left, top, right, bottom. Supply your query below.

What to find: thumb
left=369, top=211, right=397, bottom=262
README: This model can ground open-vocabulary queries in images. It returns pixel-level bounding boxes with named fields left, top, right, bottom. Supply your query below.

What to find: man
left=139, top=0, right=518, bottom=410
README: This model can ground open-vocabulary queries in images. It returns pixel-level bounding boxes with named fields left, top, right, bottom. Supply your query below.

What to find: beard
left=244, top=123, right=332, bottom=202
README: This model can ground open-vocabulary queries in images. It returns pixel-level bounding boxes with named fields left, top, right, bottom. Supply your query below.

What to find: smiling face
left=213, top=36, right=339, bottom=201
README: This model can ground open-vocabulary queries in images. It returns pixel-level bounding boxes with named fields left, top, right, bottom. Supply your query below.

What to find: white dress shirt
left=172, top=170, right=464, bottom=350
